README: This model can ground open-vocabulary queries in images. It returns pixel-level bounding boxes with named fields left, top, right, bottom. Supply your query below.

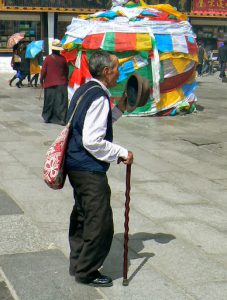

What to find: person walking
left=207, top=49, right=214, bottom=75
left=40, top=39, right=69, bottom=125
left=30, top=52, right=43, bottom=87
left=16, top=43, right=31, bottom=88
left=65, top=50, right=133, bottom=287
left=9, top=44, right=21, bottom=86
left=218, top=41, right=227, bottom=79
left=196, top=42, right=205, bottom=77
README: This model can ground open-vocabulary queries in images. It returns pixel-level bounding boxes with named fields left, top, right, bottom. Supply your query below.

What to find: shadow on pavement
left=196, top=104, right=205, bottom=111
left=102, top=232, right=176, bottom=282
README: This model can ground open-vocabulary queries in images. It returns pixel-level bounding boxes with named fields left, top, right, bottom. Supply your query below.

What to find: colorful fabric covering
left=62, top=1, right=198, bottom=116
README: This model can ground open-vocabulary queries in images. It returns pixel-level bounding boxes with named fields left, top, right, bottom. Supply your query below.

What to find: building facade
left=0, top=0, right=111, bottom=53
left=189, top=0, right=227, bottom=49
left=1, top=0, right=226, bottom=52
left=0, top=0, right=226, bottom=69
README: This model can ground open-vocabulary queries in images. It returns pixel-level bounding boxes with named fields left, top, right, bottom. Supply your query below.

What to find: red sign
left=193, top=0, right=227, bottom=15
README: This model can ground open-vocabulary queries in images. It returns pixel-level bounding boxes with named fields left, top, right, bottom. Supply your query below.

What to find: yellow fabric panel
left=156, top=88, right=185, bottom=110
left=78, top=14, right=88, bottom=19
left=63, top=42, right=74, bottom=50
left=148, top=4, right=187, bottom=21
left=171, top=58, right=192, bottom=74
left=118, top=56, right=134, bottom=64
left=136, top=33, right=152, bottom=51
left=160, top=52, right=198, bottom=63
left=30, top=58, right=40, bottom=75
left=138, top=0, right=149, bottom=7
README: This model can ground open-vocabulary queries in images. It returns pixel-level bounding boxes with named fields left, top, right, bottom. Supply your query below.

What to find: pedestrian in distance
left=16, top=43, right=31, bottom=88
left=196, top=41, right=205, bottom=77
left=202, top=45, right=210, bottom=75
left=218, top=41, right=227, bottom=79
left=65, top=50, right=133, bottom=287
left=40, top=39, right=69, bottom=126
left=207, top=49, right=214, bottom=75
left=30, top=52, right=43, bottom=87
left=9, top=44, right=21, bottom=86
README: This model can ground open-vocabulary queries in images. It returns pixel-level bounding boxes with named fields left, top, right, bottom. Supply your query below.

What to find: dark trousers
left=67, top=170, right=114, bottom=281
left=42, top=85, right=68, bottom=125
left=196, top=64, right=203, bottom=76
left=17, top=72, right=30, bottom=86
left=220, top=61, right=226, bottom=78
left=31, top=73, right=39, bottom=86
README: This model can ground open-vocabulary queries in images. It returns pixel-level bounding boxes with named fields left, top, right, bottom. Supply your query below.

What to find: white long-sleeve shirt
left=82, top=79, right=128, bottom=163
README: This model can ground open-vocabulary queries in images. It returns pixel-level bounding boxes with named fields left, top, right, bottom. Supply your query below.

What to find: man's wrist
left=116, top=103, right=125, bottom=113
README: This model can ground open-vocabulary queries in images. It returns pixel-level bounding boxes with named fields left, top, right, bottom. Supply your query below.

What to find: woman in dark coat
left=9, top=44, right=21, bottom=86
left=40, top=39, right=69, bottom=126
left=15, top=43, right=31, bottom=88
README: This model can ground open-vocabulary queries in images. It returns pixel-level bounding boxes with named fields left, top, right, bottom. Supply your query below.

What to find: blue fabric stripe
left=155, top=34, right=173, bottom=53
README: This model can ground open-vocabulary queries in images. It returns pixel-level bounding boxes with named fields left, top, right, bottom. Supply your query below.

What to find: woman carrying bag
left=40, top=39, right=69, bottom=126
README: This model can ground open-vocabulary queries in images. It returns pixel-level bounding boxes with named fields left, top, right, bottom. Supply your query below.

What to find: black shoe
left=69, top=267, right=75, bottom=276
left=89, top=274, right=113, bottom=287
left=76, top=272, right=113, bottom=287
left=16, top=82, right=21, bottom=88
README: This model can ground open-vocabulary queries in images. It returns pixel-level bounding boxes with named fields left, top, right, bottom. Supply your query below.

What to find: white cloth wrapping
left=66, top=18, right=195, bottom=38
left=112, top=0, right=129, bottom=7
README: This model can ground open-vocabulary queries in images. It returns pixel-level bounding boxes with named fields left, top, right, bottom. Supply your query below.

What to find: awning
left=190, top=18, right=227, bottom=26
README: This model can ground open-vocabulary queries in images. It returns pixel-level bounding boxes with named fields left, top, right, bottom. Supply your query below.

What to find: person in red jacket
left=40, top=39, right=69, bottom=125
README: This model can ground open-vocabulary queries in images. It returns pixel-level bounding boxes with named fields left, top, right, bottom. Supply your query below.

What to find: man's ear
left=102, top=66, right=110, bottom=77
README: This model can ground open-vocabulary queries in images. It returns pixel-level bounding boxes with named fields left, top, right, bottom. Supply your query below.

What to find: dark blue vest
left=65, top=81, right=113, bottom=173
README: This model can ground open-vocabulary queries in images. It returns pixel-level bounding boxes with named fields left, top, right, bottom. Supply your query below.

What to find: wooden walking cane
left=38, top=87, right=43, bottom=101
left=123, top=163, right=131, bottom=286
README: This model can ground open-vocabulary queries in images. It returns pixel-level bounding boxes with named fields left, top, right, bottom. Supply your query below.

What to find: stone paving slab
left=0, top=279, right=14, bottom=300
left=0, top=250, right=102, bottom=300
left=0, top=189, right=23, bottom=216
left=0, top=73, right=227, bottom=299
left=0, top=215, right=51, bottom=255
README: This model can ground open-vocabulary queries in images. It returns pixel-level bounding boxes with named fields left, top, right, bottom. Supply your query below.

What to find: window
left=0, top=20, right=41, bottom=49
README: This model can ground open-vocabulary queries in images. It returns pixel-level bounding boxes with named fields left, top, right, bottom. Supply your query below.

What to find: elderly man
left=65, top=51, right=133, bottom=287
left=218, top=41, right=227, bottom=79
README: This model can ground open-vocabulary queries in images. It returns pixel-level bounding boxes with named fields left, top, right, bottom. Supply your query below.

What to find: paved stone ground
left=0, top=72, right=227, bottom=300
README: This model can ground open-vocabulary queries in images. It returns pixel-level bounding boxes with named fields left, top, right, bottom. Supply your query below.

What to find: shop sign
left=192, top=0, right=227, bottom=15
left=3, top=0, right=111, bottom=9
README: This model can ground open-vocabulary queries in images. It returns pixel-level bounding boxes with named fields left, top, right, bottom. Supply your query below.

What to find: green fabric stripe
left=68, top=63, right=74, bottom=79
left=102, top=32, right=115, bottom=52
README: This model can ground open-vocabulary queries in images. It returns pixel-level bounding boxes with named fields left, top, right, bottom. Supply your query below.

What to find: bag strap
left=67, top=85, right=102, bottom=128
left=51, top=54, right=61, bottom=67
left=50, top=54, right=65, bottom=77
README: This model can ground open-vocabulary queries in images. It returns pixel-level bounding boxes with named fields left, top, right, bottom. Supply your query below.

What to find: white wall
left=0, top=57, right=13, bottom=73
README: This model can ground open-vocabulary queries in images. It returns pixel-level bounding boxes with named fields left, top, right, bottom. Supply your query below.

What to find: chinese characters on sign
left=193, top=0, right=227, bottom=13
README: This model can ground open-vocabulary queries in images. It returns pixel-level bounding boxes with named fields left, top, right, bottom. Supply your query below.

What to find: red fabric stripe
left=186, top=37, right=198, bottom=55
left=70, top=52, right=91, bottom=87
left=115, top=33, right=136, bottom=52
left=82, top=34, right=104, bottom=50
left=61, top=49, right=77, bottom=62
left=160, top=67, right=195, bottom=93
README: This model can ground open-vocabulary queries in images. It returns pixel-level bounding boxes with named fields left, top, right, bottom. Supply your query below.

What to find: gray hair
left=89, top=51, right=115, bottom=79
